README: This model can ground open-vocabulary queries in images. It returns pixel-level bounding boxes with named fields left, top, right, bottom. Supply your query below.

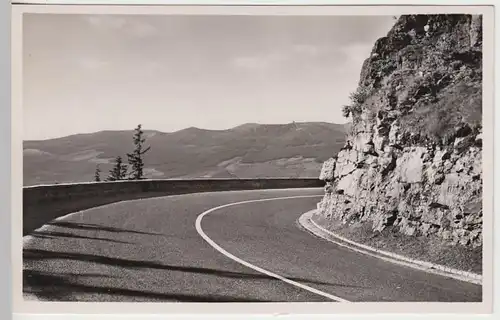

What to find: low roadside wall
left=23, top=178, right=324, bottom=235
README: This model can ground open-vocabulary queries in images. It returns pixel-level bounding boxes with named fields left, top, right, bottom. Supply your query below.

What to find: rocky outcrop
left=318, top=15, right=483, bottom=247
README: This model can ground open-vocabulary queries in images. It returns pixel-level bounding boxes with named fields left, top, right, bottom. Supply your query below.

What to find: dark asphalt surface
left=23, top=188, right=482, bottom=302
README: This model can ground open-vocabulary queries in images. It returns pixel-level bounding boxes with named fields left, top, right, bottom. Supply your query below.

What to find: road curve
left=23, top=188, right=482, bottom=302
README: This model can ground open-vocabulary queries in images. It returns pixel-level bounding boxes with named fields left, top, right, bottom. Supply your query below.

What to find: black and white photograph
left=11, top=3, right=494, bottom=315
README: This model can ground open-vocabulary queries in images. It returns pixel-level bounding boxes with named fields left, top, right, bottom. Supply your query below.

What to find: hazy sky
left=23, top=14, right=395, bottom=140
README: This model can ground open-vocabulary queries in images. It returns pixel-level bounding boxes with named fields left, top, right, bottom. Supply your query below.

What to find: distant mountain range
left=23, top=122, right=349, bottom=186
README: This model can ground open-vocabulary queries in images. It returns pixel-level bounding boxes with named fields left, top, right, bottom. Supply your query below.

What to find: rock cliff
left=317, top=14, right=483, bottom=247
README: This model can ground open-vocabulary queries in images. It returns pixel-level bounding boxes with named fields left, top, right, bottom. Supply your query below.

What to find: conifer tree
left=94, top=165, right=101, bottom=182
left=107, top=156, right=127, bottom=181
left=127, top=124, right=151, bottom=180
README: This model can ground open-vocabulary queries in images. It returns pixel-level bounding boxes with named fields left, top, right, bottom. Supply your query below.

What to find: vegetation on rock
left=342, top=86, right=374, bottom=119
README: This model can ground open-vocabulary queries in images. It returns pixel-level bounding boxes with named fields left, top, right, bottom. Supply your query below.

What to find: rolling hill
left=23, top=122, right=348, bottom=186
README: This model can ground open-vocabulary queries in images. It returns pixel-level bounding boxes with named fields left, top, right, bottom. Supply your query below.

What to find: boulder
left=319, top=158, right=336, bottom=181
left=394, top=147, right=426, bottom=183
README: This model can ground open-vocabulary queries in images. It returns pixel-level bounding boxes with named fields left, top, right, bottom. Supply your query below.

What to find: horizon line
left=24, top=120, right=351, bottom=142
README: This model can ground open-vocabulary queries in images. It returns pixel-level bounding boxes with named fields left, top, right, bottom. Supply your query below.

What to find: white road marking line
left=301, top=210, right=482, bottom=285
left=195, top=195, right=351, bottom=303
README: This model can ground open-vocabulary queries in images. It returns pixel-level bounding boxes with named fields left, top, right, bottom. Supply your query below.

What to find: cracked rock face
left=318, top=14, right=483, bottom=247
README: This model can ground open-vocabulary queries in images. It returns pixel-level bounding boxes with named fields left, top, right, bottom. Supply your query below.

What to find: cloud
left=231, top=44, right=337, bottom=72
left=130, top=22, right=158, bottom=38
left=78, top=57, right=109, bottom=70
left=231, top=52, right=288, bottom=71
left=292, top=44, right=323, bottom=57
left=84, top=15, right=157, bottom=38
left=85, top=15, right=127, bottom=30
left=135, top=60, right=167, bottom=76
left=338, top=42, right=374, bottom=65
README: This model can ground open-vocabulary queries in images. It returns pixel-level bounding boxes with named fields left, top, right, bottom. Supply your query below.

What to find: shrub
left=349, top=86, right=372, bottom=106
left=342, top=86, right=373, bottom=118
left=341, top=105, right=351, bottom=118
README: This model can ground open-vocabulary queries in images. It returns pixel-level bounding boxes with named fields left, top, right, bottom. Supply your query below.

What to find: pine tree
left=107, top=156, right=127, bottom=181
left=127, top=124, right=151, bottom=180
left=94, top=165, right=101, bottom=182
left=120, top=160, right=128, bottom=179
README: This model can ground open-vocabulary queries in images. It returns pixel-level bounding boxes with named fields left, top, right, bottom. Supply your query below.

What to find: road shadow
left=23, top=269, right=267, bottom=302
left=23, top=248, right=367, bottom=289
left=29, top=230, right=134, bottom=244
left=45, top=221, right=163, bottom=236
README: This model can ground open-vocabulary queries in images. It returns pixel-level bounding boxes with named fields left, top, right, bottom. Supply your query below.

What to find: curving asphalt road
left=23, top=188, right=482, bottom=302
